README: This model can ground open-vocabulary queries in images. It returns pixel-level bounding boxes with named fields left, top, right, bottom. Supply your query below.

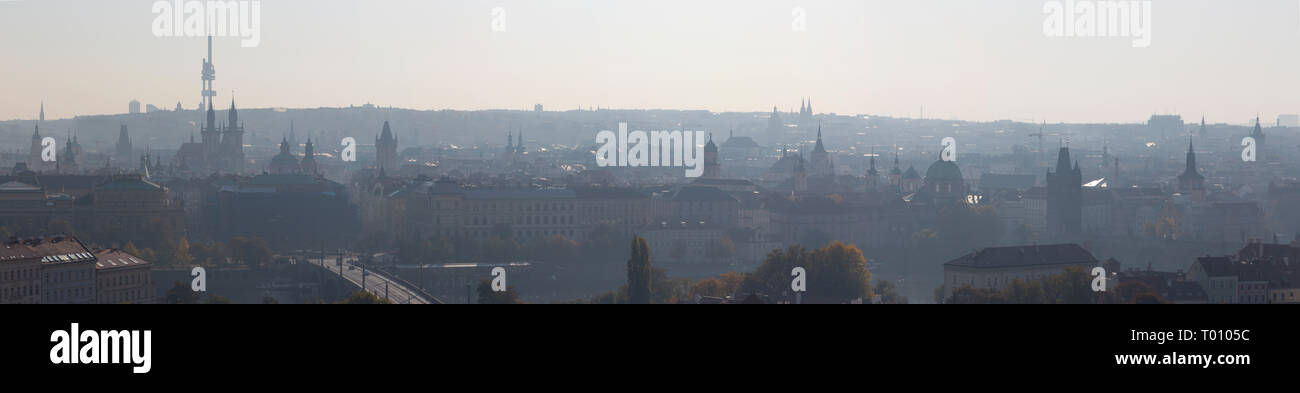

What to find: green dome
left=925, top=159, right=962, bottom=182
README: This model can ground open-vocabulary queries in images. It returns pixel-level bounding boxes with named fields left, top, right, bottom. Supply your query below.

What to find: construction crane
left=1027, top=122, right=1059, bottom=166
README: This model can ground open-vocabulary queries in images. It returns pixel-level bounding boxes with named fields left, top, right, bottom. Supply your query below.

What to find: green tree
left=165, top=281, right=199, bottom=304
left=690, top=278, right=726, bottom=298
left=718, top=272, right=745, bottom=295
left=122, top=242, right=141, bottom=258
left=1043, top=266, right=1096, bottom=304
left=944, top=266, right=1099, bottom=304
left=626, top=235, right=652, bottom=304
left=170, top=237, right=193, bottom=267
left=476, top=279, right=524, bottom=304
left=1111, top=281, right=1165, bottom=304
left=1003, top=279, right=1046, bottom=304
left=874, top=279, right=909, bottom=304
left=741, top=242, right=873, bottom=302
left=740, top=245, right=808, bottom=297
left=650, top=267, right=693, bottom=304
left=808, top=242, right=873, bottom=301
left=229, top=237, right=273, bottom=268
left=138, top=248, right=158, bottom=265
left=948, top=285, right=1005, bottom=304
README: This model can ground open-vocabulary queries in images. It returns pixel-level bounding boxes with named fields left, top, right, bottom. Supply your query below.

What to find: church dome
left=269, top=138, right=300, bottom=174
left=924, top=159, right=962, bottom=182
left=270, top=152, right=299, bottom=172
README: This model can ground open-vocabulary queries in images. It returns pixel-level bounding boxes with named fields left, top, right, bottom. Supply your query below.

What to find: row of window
left=43, top=286, right=93, bottom=302
left=1, top=267, right=37, bottom=282
left=440, top=229, right=578, bottom=240
left=437, top=200, right=647, bottom=214
left=100, top=272, right=149, bottom=288
left=101, top=288, right=151, bottom=304
left=45, top=268, right=93, bottom=284
left=1, top=285, right=36, bottom=299
left=466, top=202, right=576, bottom=213
left=950, top=273, right=1050, bottom=287
left=464, top=215, right=576, bottom=226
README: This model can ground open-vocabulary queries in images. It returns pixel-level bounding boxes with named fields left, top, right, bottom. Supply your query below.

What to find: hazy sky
left=1, top=0, right=1298, bottom=124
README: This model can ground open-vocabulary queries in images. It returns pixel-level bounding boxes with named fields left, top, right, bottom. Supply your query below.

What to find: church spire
left=40, top=101, right=45, bottom=122
left=206, top=100, right=216, bottom=129
left=813, top=122, right=826, bottom=153
left=227, top=97, right=238, bottom=126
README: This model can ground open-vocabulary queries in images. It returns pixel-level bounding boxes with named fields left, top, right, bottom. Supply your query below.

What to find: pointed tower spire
left=813, top=122, right=826, bottom=153
left=227, top=96, right=238, bottom=126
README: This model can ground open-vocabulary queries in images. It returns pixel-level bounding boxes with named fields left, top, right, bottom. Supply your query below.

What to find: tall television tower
left=201, top=36, right=216, bottom=111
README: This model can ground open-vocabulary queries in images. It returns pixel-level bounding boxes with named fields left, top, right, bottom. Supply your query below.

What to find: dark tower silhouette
left=28, top=124, right=44, bottom=172
left=1178, top=138, right=1205, bottom=201
left=1046, top=147, right=1082, bottom=238
left=269, top=136, right=300, bottom=174
left=300, top=137, right=318, bottom=175
left=505, top=129, right=514, bottom=154
left=866, top=149, right=880, bottom=191
left=810, top=123, right=832, bottom=177
left=703, top=133, right=720, bottom=178
left=202, top=103, right=220, bottom=158
left=889, top=150, right=902, bottom=190
left=220, top=99, right=245, bottom=172
left=59, top=134, right=78, bottom=174
left=376, top=121, right=399, bottom=171
left=1250, top=116, right=1265, bottom=161
left=116, top=125, right=133, bottom=166
left=1199, top=116, right=1207, bottom=140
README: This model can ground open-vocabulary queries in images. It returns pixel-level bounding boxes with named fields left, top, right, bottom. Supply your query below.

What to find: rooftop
left=94, top=249, right=152, bottom=270
left=944, top=244, right=1097, bottom=269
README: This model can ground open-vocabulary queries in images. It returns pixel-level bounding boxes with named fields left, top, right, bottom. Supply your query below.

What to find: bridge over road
left=304, top=255, right=441, bottom=304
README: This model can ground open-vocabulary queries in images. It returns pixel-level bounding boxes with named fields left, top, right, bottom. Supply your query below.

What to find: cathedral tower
left=1047, top=147, right=1083, bottom=239
left=376, top=121, right=399, bottom=171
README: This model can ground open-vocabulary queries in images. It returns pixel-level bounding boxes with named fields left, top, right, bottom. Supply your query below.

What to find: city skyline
left=3, top=0, right=1300, bottom=124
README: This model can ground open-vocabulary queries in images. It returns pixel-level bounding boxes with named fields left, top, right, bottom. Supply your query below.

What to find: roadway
left=308, top=255, right=435, bottom=304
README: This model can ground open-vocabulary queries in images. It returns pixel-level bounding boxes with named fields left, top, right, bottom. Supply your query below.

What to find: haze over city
left=2, top=0, right=1300, bottom=123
